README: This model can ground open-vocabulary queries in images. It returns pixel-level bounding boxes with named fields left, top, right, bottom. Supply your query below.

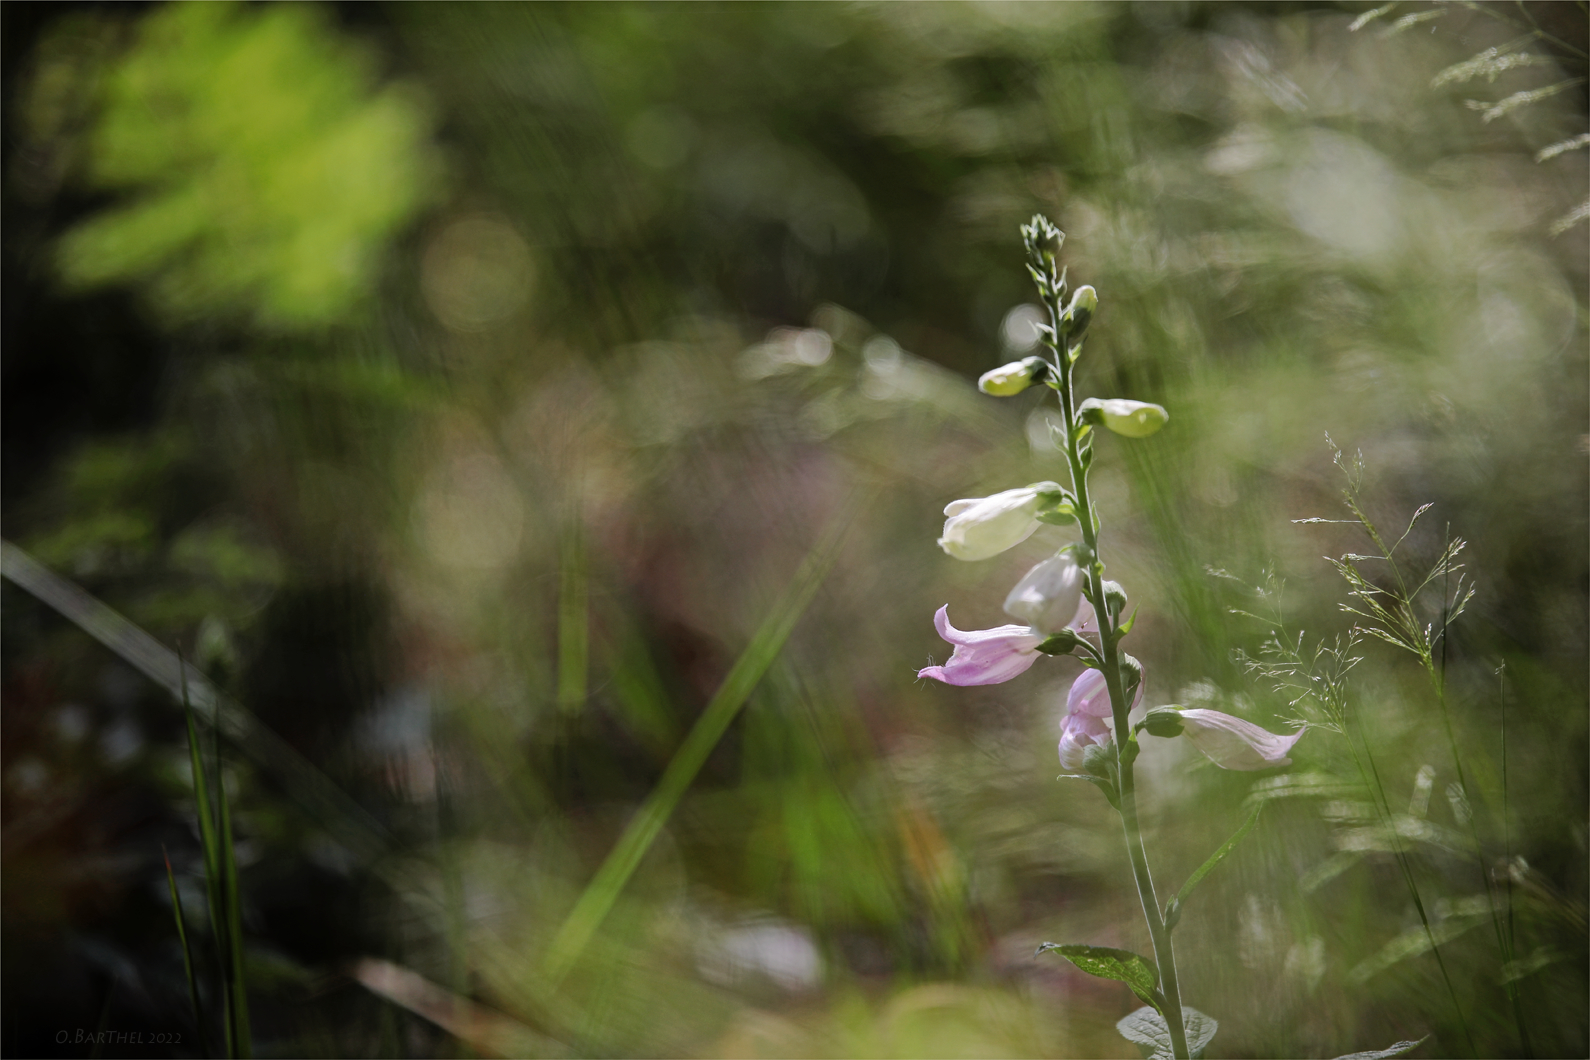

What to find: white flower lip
left=937, top=481, right=1060, bottom=561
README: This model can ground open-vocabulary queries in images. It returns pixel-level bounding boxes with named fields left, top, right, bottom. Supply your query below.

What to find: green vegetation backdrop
left=2, top=2, right=1584, bottom=1057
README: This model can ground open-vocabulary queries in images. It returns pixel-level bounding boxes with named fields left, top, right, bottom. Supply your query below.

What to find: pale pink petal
left=919, top=605, right=1044, bottom=686
left=1066, top=668, right=1143, bottom=718
left=1179, top=709, right=1304, bottom=771
left=1058, top=712, right=1111, bottom=771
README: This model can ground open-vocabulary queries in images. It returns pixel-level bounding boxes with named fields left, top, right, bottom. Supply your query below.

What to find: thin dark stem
left=1359, top=737, right=1477, bottom=1058
left=1500, top=662, right=1532, bottom=1055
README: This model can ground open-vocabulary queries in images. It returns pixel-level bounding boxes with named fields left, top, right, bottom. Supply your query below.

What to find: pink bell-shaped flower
left=1066, top=666, right=1142, bottom=718
left=917, top=605, right=1044, bottom=686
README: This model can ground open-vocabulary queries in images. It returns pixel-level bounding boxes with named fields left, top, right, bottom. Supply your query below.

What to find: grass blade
left=163, top=845, right=209, bottom=1057
left=214, top=722, right=252, bottom=1058
left=1163, top=804, right=1263, bottom=930
left=352, top=957, right=569, bottom=1058
left=557, top=524, right=588, bottom=716
left=181, top=661, right=233, bottom=1057
left=541, top=498, right=855, bottom=986
left=0, top=539, right=392, bottom=868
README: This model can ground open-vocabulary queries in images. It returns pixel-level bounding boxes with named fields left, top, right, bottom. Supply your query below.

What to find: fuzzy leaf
left=1332, top=1035, right=1429, bottom=1059
left=1116, top=1005, right=1219, bottom=1060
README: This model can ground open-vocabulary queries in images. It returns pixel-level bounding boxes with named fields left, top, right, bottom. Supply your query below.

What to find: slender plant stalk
left=1034, top=241, right=1190, bottom=1060
left=1497, top=661, right=1531, bottom=1055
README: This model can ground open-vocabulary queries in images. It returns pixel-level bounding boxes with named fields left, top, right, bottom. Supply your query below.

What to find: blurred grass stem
left=557, top=522, right=589, bottom=716
left=541, top=497, right=854, bottom=986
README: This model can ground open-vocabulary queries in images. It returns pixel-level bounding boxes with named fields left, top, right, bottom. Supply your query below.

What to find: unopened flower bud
left=1035, top=629, right=1084, bottom=656
left=1141, top=707, right=1185, bottom=738
left=978, top=356, right=1049, bottom=397
left=1080, top=740, right=1115, bottom=779
left=1118, top=653, right=1144, bottom=699
left=1077, top=398, right=1169, bottom=439
left=1060, top=285, right=1097, bottom=341
left=1101, top=580, right=1128, bottom=619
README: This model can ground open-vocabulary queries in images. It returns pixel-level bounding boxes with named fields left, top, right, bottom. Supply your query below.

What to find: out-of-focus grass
left=2, top=1, right=1584, bottom=1057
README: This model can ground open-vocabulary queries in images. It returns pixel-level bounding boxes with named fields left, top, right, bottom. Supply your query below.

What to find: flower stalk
left=1026, top=218, right=1192, bottom=1060
left=925, top=217, right=1301, bottom=1056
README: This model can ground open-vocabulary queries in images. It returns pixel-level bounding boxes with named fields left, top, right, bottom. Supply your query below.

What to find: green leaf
left=1036, top=944, right=1160, bottom=1012
left=1116, top=604, right=1139, bottom=638
left=1116, top=1005, right=1219, bottom=1060
left=1164, top=803, right=1264, bottom=929
left=1332, top=1035, right=1429, bottom=1059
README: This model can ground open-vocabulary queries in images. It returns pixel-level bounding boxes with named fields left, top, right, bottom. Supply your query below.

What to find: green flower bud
left=1118, top=653, right=1144, bottom=699
left=1059, top=285, right=1097, bottom=342
left=978, top=356, right=1049, bottom=396
left=1035, top=628, right=1085, bottom=656
left=1101, top=580, right=1128, bottom=619
left=1077, top=397, right=1169, bottom=439
left=1141, top=707, right=1185, bottom=738
left=1081, top=740, right=1116, bottom=781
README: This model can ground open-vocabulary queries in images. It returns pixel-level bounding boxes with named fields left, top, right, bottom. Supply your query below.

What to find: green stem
left=1047, top=297, right=1190, bottom=1060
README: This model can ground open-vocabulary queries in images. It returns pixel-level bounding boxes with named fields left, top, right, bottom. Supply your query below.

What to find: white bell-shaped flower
left=937, top=482, right=1059, bottom=561
left=1002, top=553, right=1085, bottom=633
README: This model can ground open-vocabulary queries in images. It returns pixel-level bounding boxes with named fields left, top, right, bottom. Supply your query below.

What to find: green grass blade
left=541, top=498, right=855, bottom=986
left=163, top=845, right=209, bottom=1057
left=557, top=525, right=589, bottom=716
left=0, top=539, right=392, bottom=868
left=214, top=726, right=252, bottom=1059
left=1163, top=804, right=1263, bottom=930
left=181, top=660, right=233, bottom=1058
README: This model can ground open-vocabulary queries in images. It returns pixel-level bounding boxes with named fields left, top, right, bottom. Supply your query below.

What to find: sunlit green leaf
left=1037, top=943, right=1160, bottom=1011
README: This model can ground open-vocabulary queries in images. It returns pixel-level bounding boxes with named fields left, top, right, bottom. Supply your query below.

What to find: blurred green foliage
left=44, top=1, right=436, bottom=327
left=2, top=2, right=1585, bottom=1058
